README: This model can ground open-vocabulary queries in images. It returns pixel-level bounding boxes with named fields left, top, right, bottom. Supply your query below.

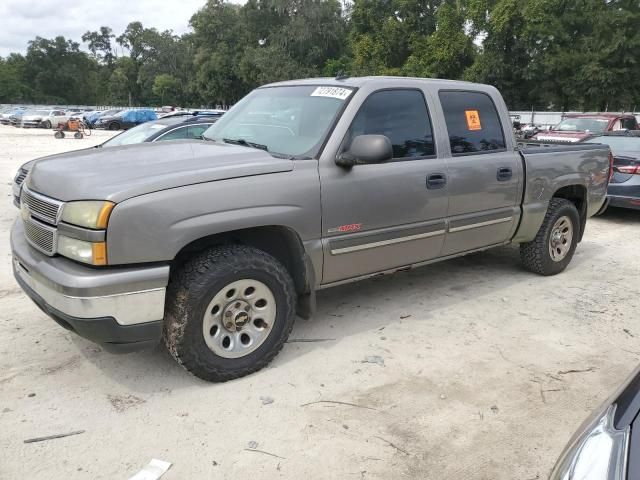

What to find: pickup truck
left=533, top=113, right=639, bottom=143
left=11, top=77, right=611, bottom=382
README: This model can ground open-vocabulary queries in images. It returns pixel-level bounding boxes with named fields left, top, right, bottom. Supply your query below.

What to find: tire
left=41, top=120, right=51, bottom=129
left=164, top=245, right=296, bottom=382
left=520, top=198, right=580, bottom=276
left=74, top=132, right=83, bottom=139
left=108, top=122, right=120, bottom=131
left=54, top=131, right=64, bottom=139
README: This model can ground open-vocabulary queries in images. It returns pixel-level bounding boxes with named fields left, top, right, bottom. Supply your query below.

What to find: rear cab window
left=438, top=91, right=506, bottom=155
left=622, top=117, right=638, bottom=130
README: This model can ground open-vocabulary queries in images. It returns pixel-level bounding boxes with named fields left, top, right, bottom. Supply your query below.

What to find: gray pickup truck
left=11, top=77, right=611, bottom=381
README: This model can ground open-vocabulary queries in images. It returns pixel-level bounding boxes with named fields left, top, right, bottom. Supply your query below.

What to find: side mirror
left=336, top=134, right=393, bottom=168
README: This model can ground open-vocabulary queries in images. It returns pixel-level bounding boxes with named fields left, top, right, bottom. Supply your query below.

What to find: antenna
left=335, top=71, right=349, bottom=81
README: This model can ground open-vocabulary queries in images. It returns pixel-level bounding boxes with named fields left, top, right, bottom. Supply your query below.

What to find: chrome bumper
left=11, top=218, right=169, bottom=326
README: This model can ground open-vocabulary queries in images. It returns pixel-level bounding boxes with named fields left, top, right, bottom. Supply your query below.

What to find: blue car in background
left=94, top=109, right=157, bottom=130
left=83, top=109, right=122, bottom=128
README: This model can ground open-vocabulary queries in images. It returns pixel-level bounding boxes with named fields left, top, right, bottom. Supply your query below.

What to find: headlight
left=57, top=236, right=107, bottom=265
left=550, top=405, right=628, bottom=480
left=61, top=201, right=114, bottom=229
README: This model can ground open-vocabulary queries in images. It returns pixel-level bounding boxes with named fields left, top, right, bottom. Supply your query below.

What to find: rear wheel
left=74, top=131, right=83, bottom=139
left=41, top=120, right=51, bottom=129
left=108, top=122, right=120, bottom=130
left=520, top=198, right=580, bottom=275
left=164, top=245, right=296, bottom=382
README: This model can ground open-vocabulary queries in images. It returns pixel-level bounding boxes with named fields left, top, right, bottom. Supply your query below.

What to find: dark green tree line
left=1, top=0, right=639, bottom=111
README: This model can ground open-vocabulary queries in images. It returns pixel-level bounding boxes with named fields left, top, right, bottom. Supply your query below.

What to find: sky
left=0, top=0, right=223, bottom=57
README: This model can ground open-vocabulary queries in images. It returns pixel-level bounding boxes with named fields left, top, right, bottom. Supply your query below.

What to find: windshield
left=202, top=85, right=354, bottom=158
left=554, top=118, right=609, bottom=133
left=101, top=121, right=169, bottom=147
left=586, top=136, right=640, bottom=155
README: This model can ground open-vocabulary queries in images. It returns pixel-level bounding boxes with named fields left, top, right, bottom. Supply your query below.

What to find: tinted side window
left=157, top=127, right=189, bottom=141
left=439, top=91, right=506, bottom=155
left=346, top=89, right=435, bottom=159
left=187, top=124, right=211, bottom=138
left=622, top=117, right=638, bottom=130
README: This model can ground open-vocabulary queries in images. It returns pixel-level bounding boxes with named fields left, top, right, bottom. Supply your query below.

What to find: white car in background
left=20, top=109, right=69, bottom=129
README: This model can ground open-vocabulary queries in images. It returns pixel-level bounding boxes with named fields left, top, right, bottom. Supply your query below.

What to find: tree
left=82, top=27, right=116, bottom=66
left=152, top=73, right=181, bottom=104
left=0, top=54, right=28, bottom=102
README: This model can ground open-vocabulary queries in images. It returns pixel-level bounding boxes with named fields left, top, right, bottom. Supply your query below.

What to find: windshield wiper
left=223, top=138, right=269, bottom=152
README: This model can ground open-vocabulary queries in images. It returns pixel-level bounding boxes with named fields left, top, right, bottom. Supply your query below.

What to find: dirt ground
left=1, top=126, right=639, bottom=480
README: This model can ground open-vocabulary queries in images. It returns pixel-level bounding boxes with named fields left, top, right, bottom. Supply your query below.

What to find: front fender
left=106, top=163, right=321, bottom=265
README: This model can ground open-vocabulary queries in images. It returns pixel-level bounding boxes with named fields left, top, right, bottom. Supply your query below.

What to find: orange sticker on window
left=465, top=110, right=482, bottom=131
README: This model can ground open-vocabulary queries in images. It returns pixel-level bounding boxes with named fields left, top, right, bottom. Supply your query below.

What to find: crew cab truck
left=11, top=77, right=611, bottom=382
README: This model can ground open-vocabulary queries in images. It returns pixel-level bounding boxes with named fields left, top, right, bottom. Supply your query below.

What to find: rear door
left=437, top=90, right=521, bottom=255
left=319, top=88, right=448, bottom=284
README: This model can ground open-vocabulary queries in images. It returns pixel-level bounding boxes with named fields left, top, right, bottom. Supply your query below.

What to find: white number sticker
left=311, top=86, right=352, bottom=100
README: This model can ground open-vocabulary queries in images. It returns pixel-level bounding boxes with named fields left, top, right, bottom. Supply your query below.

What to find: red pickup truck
left=533, top=113, right=639, bottom=143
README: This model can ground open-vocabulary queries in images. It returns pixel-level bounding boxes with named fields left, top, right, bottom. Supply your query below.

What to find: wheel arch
left=171, top=225, right=316, bottom=319
left=551, top=184, right=587, bottom=241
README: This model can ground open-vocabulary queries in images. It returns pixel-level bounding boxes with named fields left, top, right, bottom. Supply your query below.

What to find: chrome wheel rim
left=202, top=279, right=276, bottom=359
left=548, top=215, right=573, bottom=262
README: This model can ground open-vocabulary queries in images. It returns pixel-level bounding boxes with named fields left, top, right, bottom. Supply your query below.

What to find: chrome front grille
left=15, top=168, right=28, bottom=186
left=23, top=217, right=57, bottom=255
left=21, top=187, right=62, bottom=225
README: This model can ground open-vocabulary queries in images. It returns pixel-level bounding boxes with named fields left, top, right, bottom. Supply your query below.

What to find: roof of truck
left=263, top=76, right=483, bottom=89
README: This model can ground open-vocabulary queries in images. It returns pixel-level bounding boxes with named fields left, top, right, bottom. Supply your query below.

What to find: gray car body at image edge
left=10, top=76, right=611, bottom=381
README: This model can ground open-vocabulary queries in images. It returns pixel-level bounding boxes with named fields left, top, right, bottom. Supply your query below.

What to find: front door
left=319, top=88, right=449, bottom=285
left=437, top=90, right=521, bottom=255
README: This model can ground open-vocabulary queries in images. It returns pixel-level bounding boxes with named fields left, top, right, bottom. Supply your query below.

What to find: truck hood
left=532, top=131, right=589, bottom=143
left=25, top=140, right=294, bottom=203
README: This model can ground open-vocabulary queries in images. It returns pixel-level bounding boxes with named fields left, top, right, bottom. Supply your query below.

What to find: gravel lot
left=1, top=125, right=639, bottom=480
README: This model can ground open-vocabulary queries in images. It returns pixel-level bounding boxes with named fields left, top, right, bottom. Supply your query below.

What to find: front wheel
left=164, top=245, right=296, bottom=382
left=108, top=122, right=120, bottom=130
left=520, top=198, right=580, bottom=275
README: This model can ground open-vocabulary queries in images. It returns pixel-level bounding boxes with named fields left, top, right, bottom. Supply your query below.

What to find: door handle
left=426, top=173, right=447, bottom=189
left=497, top=167, right=513, bottom=181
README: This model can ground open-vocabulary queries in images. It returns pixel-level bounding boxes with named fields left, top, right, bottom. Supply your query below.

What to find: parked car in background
left=160, top=109, right=226, bottom=119
left=11, top=114, right=220, bottom=206
left=533, top=113, right=639, bottom=143
left=19, top=109, right=69, bottom=129
left=10, top=77, right=610, bottom=381
left=549, top=364, right=640, bottom=480
left=100, top=115, right=219, bottom=147
left=583, top=131, right=640, bottom=213
left=94, top=109, right=157, bottom=130
left=83, top=109, right=122, bottom=128
left=0, top=107, right=26, bottom=125
left=8, top=109, right=28, bottom=126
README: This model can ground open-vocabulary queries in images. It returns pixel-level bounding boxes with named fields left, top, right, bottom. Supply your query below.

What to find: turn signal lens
left=57, top=236, right=107, bottom=265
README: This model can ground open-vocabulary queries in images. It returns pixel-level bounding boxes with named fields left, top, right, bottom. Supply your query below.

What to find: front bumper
left=20, top=120, right=42, bottom=127
left=11, top=218, right=169, bottom=349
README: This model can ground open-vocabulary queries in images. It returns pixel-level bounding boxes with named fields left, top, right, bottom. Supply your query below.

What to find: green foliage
left=152, top=74, right=181, bottom=105
left=0, top=0, right=639, bottom=111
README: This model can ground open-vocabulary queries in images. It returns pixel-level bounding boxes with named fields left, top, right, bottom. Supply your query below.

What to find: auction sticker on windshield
left=311, top=86, right=352, bottom=100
